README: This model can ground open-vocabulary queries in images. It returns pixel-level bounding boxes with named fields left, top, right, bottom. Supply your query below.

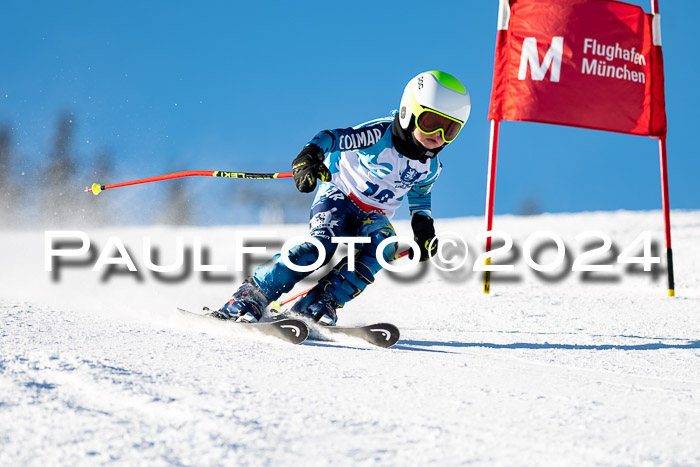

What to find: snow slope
left=1, top=210, right=699, bottom=466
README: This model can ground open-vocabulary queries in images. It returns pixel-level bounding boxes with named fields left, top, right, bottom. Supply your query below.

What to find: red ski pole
left=85, top=169, right=293, bottom=195
left=270, top=249, right=412, bottom=311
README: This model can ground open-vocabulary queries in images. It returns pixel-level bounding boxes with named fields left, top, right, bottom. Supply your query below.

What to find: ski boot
left=210, top=278, right=270, bottom=323
left=292, top=288, right=338, bottom=326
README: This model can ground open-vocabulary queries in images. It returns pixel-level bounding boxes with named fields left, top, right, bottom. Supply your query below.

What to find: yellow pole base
left=483, top=258, right=492, bottom=294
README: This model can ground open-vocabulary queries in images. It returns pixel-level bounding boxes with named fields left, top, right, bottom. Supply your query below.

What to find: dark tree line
left=0, top=113, right=197, bottom=229
left=0, top=126, right=24, bottom=227
left=0, top=112, right=324, bottom=229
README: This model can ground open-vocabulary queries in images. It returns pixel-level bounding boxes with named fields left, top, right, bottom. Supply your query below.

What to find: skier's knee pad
left=364, top=226, right=397, bottom=264
left=253, top=239, right=336, bottom=299
left=288, top=239, right=337, bottom=268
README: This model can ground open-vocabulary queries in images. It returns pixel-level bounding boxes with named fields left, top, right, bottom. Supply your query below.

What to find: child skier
left=213, top=71, right=471, bottom=326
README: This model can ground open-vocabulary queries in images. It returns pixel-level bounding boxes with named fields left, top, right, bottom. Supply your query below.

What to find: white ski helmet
left=399, top=71, right=471, bottom=143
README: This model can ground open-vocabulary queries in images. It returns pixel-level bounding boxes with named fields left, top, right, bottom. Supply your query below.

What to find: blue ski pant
left=253, top=185, right=397, bottom=306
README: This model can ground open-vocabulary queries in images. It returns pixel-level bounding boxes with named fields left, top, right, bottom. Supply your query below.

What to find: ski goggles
left=414, top=108, right=464, bottom=143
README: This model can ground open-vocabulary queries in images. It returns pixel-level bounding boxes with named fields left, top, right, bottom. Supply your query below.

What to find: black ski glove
left=409, top=213, right=438, bottom=262
left=292, top=144, right=332, bottom=193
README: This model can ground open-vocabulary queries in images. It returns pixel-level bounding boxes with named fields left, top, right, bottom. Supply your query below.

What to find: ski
left=176, top=308, right=309, bottom=345
left=313, top=322, right=400, bottom=348
left=269, top=313, right=400, bottom=348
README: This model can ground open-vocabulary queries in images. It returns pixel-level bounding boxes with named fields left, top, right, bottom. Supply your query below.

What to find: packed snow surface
left=1, top=210, right=699, bottom=466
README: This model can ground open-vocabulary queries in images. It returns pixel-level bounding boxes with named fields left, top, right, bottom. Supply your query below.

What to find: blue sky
left=1, top=0, right=698, bottom=224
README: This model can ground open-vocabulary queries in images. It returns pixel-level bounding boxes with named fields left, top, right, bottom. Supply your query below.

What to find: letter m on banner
left=483, top=0, right=675, bottom=296
left=518, top=37, right=564, bottom=82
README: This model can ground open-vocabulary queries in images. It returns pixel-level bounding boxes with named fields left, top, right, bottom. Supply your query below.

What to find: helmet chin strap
left=409, top=121, right=446, bottom=163
left=392, top=113, right=445, bottom=162
left=411, top=132, right=446, bottom=155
